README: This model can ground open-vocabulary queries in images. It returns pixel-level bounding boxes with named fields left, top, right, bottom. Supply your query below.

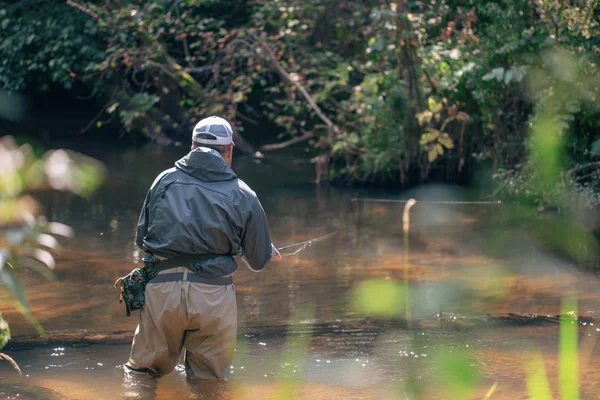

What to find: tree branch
left=0, top=353, right=22, bottom=375
left=66, top=0, right=101, bottom=22
left=249, top=34, right=341, bottom=136
left=80, top=102, right=111, bottom=134
left=260, top=130, right=314, bottom=152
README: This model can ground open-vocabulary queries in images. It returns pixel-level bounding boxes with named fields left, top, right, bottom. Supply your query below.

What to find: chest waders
left=114, top=253, right=232, bottom=317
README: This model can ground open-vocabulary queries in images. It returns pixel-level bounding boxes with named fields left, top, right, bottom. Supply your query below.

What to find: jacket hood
left=174, top=147, right=237, bottom=182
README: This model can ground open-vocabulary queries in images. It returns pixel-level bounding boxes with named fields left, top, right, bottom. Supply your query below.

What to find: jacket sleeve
left=135, top=170, right=170, bottom=249
left=240, top=197, right=273, bottom=271
left=135, top=188, right=152, bottom=249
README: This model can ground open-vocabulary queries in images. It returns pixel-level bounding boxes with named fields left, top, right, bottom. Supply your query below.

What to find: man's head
left=191, top=116, right=234, bottom=165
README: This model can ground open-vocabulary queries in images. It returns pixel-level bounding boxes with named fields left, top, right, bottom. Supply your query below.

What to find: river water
left=1, top=143, right=600, bottom=399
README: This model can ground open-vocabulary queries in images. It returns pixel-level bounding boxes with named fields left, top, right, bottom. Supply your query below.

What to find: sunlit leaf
left=420, top=128, right=440, bottom=145
left=560, top=297, right=579, bottom=400
left=415, top=110, right=433, bottom=127
left=37, top=233, right=60, bottom=250
left=428, top=149, right=438, bottom=162
left=428, top=97, right=443, bottom=113
left=435, top=143, right=444, bottom=155
left=32, top=249, right=55, bottom=270
left=526, top=354, right=553, bottom=400
left=46, top=222, right=74, bottom=238
left=438, top=134, right=454, bottom=149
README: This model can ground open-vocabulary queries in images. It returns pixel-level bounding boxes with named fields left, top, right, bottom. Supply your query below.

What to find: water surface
left=1, top=144, right=600, bottom=399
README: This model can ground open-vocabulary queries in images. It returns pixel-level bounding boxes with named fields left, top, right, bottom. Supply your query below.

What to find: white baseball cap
left=192, top=116, right=235, bottom=146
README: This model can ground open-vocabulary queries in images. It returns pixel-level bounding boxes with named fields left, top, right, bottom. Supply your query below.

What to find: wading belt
left=146, top=254, right=233, bottom=285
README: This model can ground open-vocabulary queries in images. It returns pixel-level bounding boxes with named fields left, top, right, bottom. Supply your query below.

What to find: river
left=1, top=143, right=599, bottom=399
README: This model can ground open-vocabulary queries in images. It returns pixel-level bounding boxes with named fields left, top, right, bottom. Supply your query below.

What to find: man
left=125, top=116, right=279, bottom=379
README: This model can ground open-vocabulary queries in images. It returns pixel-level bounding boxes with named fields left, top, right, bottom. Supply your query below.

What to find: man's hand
left=271, top=243, right=282, bottom=260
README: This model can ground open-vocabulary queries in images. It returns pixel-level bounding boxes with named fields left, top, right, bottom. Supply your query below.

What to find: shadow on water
left=1, top=144, right=600, bottom=399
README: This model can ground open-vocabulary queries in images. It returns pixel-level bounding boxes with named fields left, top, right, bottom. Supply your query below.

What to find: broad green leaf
left=435, top=143, right=444, bottom=155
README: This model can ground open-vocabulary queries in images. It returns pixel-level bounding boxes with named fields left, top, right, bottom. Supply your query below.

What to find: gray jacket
left=135, top=147, right=273, bottom=276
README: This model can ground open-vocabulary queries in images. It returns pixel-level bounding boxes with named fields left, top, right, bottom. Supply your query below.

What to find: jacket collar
left=174, top=147, right=237, bottom=182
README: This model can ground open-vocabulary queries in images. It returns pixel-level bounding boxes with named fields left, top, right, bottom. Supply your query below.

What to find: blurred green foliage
left=0, top=136, right=104, bottom=369
left=433, top=347, right=480, bottom=399
left=351, top=279, right=405, bottom=318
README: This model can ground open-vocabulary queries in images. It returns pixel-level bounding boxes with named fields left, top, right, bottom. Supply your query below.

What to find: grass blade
left=560, top=297, right=579, bottom=400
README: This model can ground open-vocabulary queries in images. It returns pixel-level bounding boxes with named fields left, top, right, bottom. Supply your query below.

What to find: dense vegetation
left=1, top=0, right=599, bottom=196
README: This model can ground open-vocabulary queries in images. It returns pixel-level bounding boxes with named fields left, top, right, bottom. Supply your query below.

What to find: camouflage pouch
left=114, top=254, right=159, bottom=317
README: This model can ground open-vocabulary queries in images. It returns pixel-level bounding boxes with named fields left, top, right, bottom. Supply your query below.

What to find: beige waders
left=125, top=267, right=237, bottom=379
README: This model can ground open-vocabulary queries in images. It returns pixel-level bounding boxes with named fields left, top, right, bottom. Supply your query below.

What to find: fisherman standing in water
left=125, top=116, right=280, bottom=379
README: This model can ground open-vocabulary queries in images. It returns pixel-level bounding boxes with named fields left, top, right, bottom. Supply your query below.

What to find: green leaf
left=420, top=128, right=440, bottom=145
left=0, top=313, right=10, bottom=351
left=0, top=269, right=45, bottom=337
left=438, top=134, right=454, bottom=149
left=428, top=97, right=443, bottom=113
left=435, top=143, right=444, bottom=155
left=96, top=120, right=102, bottom=128
left=0, top=269, right=29, bottom=312
left=428, top=149, right=438, bottom=162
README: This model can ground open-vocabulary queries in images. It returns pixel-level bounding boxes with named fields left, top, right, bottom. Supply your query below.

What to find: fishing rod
left=276, top=232, right=337, bottom=257
left=351, top=198, right=502, bottom=205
